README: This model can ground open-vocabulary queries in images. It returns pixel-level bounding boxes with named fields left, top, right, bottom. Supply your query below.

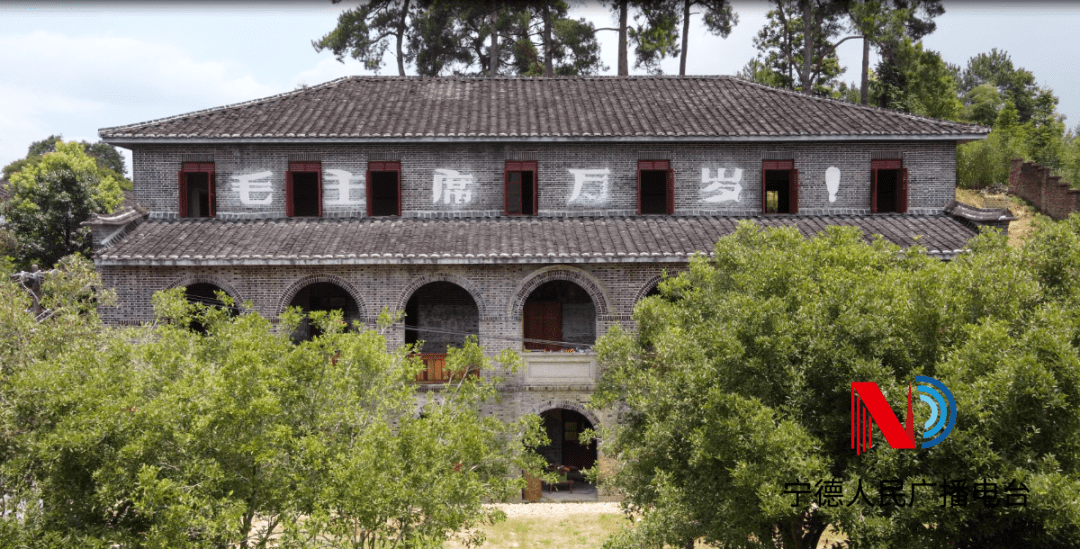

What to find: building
left=90, top=76, right=991, bottom=489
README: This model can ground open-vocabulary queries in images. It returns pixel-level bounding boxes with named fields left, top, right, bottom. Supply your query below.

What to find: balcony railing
left=413, top=353, right=478, bottom=383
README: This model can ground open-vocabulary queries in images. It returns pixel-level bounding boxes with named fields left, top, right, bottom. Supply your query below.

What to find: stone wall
left=130, top=140, right=958, bottom=219
left=1009, top=158, right=1080, bottom=220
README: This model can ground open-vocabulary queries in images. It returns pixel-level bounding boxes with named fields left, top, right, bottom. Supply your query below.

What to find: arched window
left=522, top=280, right=595, bottom=352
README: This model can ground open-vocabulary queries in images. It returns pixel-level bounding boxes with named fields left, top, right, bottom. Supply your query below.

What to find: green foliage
left=3, top=135, right=130, bottom=188
left=593, top=220, right=1080, bottom=549
left=746, top=0, right=847, bottom=96
left=957, top=102, right=1029, bottom=188
left=1, top=278, right=546, bottom=548
left=963, top=83, right=1002, bottom=127
left=313, top=0, right=417, bottom=74
left=959, top=48, right=1040, bottom=124
left=871, top=37, right=962, bottom=120
left=628, top=0, right=681, bottom=74
left=506, top=1, right=606, bottom=77
left=2, top=141, right=124, bottom=270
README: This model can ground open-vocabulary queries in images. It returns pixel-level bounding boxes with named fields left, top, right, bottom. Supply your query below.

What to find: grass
left=955, top=188, right=1039, bottom=247
left=443, top=510, right=850, bottom=549
left=444, top=512, right=628, bottom=549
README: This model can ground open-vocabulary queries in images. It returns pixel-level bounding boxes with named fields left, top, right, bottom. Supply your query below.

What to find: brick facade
left=131, top=141, right=957, bottom=219
left=1009, top=158, right=1080, bottom=220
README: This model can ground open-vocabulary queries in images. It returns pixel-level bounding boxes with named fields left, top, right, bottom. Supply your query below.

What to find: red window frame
left=870, top=159, right=907, bottom=213
left=286, top=161, right=323, bottom=217
left=761, top=160, right=798, bottom=214
left=637, top=160, right=674, bottom=215
left=504, top=160, right=538, bottom=216
left=366, top=161, right=402, bottom=217
left=178, top=162, right=216, bottom=218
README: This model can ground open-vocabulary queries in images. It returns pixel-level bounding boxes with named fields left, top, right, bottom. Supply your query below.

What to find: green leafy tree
left=957, top=100, right=1029, bottom=188
left=506, top=1, right=606, bottom=77
left=592, top=220, right=1080, bottom=549
left=1, top=282, right=546, bottom=548
left=958, top=48, right=1040, bottom=124
left=745, top=0, right=849, bottom=96
left=1063, top=125, right=1080, bottom=188
left=314, top=0, right=419, bottom=76
left=871, top=38, right=962, bottom=120
left=2, top=141, right=124, bottom=269
left=846, top=0, right=943, bottom=104
left=3, top=135, right=130, bottom=186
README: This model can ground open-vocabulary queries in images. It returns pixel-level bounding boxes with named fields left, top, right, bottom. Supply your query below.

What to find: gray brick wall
left=129, top=140, right=958, bottom=218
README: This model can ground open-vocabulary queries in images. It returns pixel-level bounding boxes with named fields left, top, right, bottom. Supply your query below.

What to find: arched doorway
left=184, top=283, right=237, bottom=332
left=405, top=281, right=479, bottom=382
left=538, top=408, right=598, bottom=475
left=288, top=282, right=361, bottom=341
left=522, top=280, right=596, bottom=351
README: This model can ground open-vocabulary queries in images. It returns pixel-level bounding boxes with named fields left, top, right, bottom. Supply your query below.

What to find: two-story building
left=90, top=76, right=990, bottom=486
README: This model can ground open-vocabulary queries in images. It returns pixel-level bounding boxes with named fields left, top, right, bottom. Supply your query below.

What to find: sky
left=1, top=1, right=1078, bottom=177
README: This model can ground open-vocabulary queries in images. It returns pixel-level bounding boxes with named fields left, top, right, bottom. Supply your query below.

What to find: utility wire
left=183, top=297, right=591, bottom=349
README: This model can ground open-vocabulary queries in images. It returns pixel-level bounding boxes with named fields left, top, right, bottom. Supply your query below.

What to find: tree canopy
left=0, top=260, right=547, bottom=548
left=592, top=220, right=1080, bottom=549
left=2, top=141, right=125, bottom=270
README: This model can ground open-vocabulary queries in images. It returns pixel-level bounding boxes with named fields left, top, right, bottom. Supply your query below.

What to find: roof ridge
left=98, top=76, right=354, bottom=135
left=727, top=76, right=988, bottom=133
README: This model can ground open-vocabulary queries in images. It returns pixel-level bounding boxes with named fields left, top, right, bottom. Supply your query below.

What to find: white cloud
left=0, top=30, right=284, bottom=169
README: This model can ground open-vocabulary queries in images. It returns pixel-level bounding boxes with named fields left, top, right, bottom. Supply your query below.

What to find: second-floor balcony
left=413, top=353, right=479, bottom=383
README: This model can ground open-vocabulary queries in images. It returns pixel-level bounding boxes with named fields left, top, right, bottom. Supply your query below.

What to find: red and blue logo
left=851, top=376, right=956, bottom=454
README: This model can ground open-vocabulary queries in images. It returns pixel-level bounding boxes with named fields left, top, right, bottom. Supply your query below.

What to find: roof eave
left=100, top=133, right=990, bottom=146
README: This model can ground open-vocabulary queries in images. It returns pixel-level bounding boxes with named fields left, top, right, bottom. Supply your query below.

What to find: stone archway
left=396, top=274, right=491, bottom=320
left=166, top=275, right=243, bottom=305
left=276, top=274, right=367, bottom=319
left=509, top=266, right=612, bottom=320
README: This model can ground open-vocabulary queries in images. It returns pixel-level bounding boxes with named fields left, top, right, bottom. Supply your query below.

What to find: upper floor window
left=505, top=161, right=538, bottom=215
left=287, top=161, right=322, bottom=217
left=638, top=160, right=674, bottom=215
left=178, top=162, right=215, bottom=218
left=367, top=161, right=401, bottom=216
left=871, top=159, right=908, bottom=213
left=762, top=160, right=798, bottom=214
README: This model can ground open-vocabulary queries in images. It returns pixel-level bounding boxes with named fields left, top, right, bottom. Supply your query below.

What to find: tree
left=506, top=1, right=606, bottom=77
left=3, top=135, right=130, bottom=184
left=1, top=280, right=547, bottom=548
left=2, top=141, right=124, bottom=269
left=958, top=48, right=1040, bottom=124
left=314, top=0, right=417, bottom=76
left=957, top=100, right=1029, bottom=188
left=746, top=0, right=849, bottom=96
left=592, top=220, right=1080, bottom=549
left=678, top=0, right=737, bottom=75
left=871, top=38, right=962, bottom=120
left=846, top=0, right=943, bottom=104
left=625, top=0, right=738, bottom=75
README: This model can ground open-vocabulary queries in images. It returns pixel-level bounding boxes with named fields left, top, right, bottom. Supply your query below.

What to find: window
left=286, top=161, right=322, bottom=217
left=638, top=160, right=674, bottom=215
left=178, top=162, right=215, bottom=218
left=761, top=160, right=798, bottom=214
left=871, top=159, right=908, bottom=213
left=366, top=161, right=401, bottom=216
left=505, top=161, right=537, bottom=215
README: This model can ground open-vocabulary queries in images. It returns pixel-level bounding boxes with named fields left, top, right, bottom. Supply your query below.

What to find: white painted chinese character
left=432, top=169, right=475, bottom=205
left=567, top=168, right=610, bottom=203
left=700, top=167, right=744, bottom=203
left=826, top=166, right=841, bottom=203
left=324, top=169, right=365, bottom=205
left=231, top=171, right=273, bottom=205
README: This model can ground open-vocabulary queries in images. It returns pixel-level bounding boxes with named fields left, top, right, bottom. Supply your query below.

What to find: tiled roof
left=944, top=200, right=1017, bottom=223
left=99, top=76, right=987, bottom=141
left=95, top=214, right=978, bottom=266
